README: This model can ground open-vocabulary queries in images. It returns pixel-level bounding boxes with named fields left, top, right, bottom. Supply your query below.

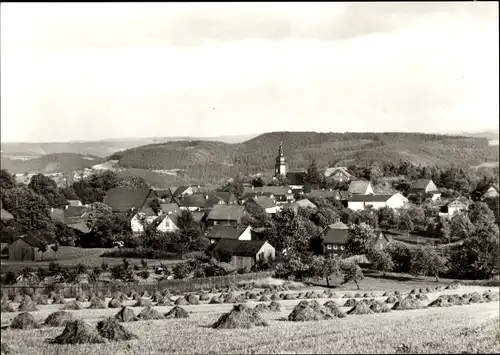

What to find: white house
left=348, top=193, right=408, bottom=211
left=157, top=213, right=181, bottom=233
left=206, top=225, right=252, bottom=244
left=348, top=181, right=374, bottom=195
left=442, top=198, right=469, bottom=216
left=324, top=167, right=352, bottom=182
left=130, top=211, right=159, bottom=234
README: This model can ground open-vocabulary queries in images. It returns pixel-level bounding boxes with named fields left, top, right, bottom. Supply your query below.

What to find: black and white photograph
left=0, top=2, right=499, bottom=354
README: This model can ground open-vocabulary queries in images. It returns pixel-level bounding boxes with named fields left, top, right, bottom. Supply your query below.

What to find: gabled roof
left=478, top=184, right=500, bottom=195
left=329, top=221, right=348, bottom=229
left=207, top=225, right=248, bottom=240
left=67, top=221, right=91, bottom=234
left=211, top=192, right=237, bottom=203
left=207, top=205, right=246, bottom=221
left=262, top=186, right=292, bottom=196
left=323, top=225, right=350, bottom=244
left=160, top=210, right=181, bottom=227
left=213, top=239, right=270, bottom=257
left=11, top=234, right=56, bottom=248
left=348, top=194, right=395, bottom=203
left=50, top=208, right=65, bottom=222
left=291, top=199, right=317, bottom=209
left=324, top=167, right=351, bottom=178
left=64, top=206, right=88, bottom=218
left=173, top=186, right=191, bottom=197
left=286, top=171, right=307, bottom=186
left=160, top=203, right=180, bottom=215
left=410, top=179, right=434, bottom=190
left=1, top=209, right=14, bottom=222
left=66, top=199, right=82, bottom=206
left=191, top=211, right=206, bottom=223
left=249, top=196, right=276, bottom=209
left=180, top=194, right=207, bottom=208
left=104, top=187, right=155, bottom=213
left=444, top=197, right=469, bottom=207
left=137, top=205, right=158, bottom=217
left=206, top=194, right=226, bottom=208
left=309, top=189, right=340, bottom=199
left=348, top=181, right=372, bottom=194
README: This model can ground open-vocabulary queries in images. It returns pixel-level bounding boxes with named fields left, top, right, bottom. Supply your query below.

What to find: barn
left=8, top=235, right=56, bottom=261
left=212, top=239, right=276, bottom=271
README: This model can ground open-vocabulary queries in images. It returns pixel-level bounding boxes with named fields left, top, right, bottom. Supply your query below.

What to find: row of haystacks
left=428, top=290, right=499, bottom=308
left=287, top=300, right=345, bottom=321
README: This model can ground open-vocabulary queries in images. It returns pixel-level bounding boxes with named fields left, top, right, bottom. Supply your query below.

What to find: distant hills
left=1, top=153, right=103, bottom=174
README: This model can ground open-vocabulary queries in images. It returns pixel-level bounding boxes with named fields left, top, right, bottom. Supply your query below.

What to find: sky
left=1, top=2, right=498, bottom=143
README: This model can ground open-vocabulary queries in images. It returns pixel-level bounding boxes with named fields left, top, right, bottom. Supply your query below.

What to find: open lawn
left=1, top=246, right=182, bottom=273
left=1, top=283, right=499, bottom=354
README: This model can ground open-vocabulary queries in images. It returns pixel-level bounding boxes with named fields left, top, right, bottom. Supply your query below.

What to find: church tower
left=275, top=141, right=288, bottom=177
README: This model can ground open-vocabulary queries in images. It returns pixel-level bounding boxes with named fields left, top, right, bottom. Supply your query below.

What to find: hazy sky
left=1, top=2, right=498, bottom=142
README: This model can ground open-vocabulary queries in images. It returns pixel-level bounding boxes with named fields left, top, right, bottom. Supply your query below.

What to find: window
left=340, top=245, right=345, bottom=250
left=327, top=245, right=332, bottom=250
left=213, top=221, right=217, bottom=225
left=333, top=245, right=338, bottom=250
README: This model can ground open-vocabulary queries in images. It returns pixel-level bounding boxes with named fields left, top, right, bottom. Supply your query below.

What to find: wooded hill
left=111, top=132, right=498, bottom=175
left=0, top=153, right=104, bottom=174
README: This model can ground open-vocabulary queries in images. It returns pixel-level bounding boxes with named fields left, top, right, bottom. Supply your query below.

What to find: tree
left=378, top=206, right=398, bottom=231
left=385, top=241, right=413, bottom=273
left=311, top=207, right=339, bottom=228
left=345, top=223, right=377, bottom=256
left=409, top=246, right=447, bottom=282
left=437, top=217, right=452, bottom=244
left=60, top=186, right=80, bottom=201
left=397, top=209, right=414, bottom=236
left=449, top=212, right=475, bottom=242
left=305, top=159, right=323, bottom=187
left=468, top=201, right=496, bottom=226
left=0, top=169, right=16, bottom=190
left=54, top=220, right=76, bottom=246
left=366, top=247, right=394, bottom=276
left=38, top=241, right=48, bottom=261
left=406, top=205, right=427, bottom=233
left=82, top=202, right=131, bottom=248
left=28, top=173, right=68, bottom=207
left=310, top=254, right=339, bottom=287
left=353, top=208, right=378, bottom=229
left=369, top=162, right=384, bottom=184
left=339, top=260, right=364, bottom=289
left=51, top=243, right=59, bottom=260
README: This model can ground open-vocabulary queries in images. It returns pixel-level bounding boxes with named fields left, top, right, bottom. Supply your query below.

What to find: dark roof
left=348, top=194, right=395, bottom=202
left=477, top=184, right=500, bottom=195
left=191, top=211, right=206, bottom=223
left=211, top=192, right=237, bottom=203
left=160, top=203, right=180, bottom=215
left=444, top=197, right=469, bottom=207
left=104, top=187, right=155, bottom=212
left=248, top=196, right=276, bottom=209
left=410, top=179, right=433, bottom=190
left=64, top=206, right=88, bottom=218
left=207, top=226, right=247, bottom=240
left=137, top=205, right=158, bottom=217
left=12, top=234, right=56, bottom=248
left=67, top=221, right=91, bottom=234
left=348, top=181, right=372, bottom=194
left=262, top=186, right=292, bottom=196
left=309, top=189, right=339, bottom=199
left=206, top=194, right=226, bottom=208
left=286, top=171, right=307, bottom=185
left=180, top=194, right=207, bottom=208
left=1, top=209, right=14, bottom=221
left=213, top=239, right=270, bottom=257
left=323, top=226, right=350, bottom=244
left=173, top=186, right=191, bottom=197
left=206, top=205, right=246, bottom=221
left=50, top=208, right=65, bottom=222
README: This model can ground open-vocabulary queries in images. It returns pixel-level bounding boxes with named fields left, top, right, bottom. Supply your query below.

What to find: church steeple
left=275, top=141, right=288, bottom=177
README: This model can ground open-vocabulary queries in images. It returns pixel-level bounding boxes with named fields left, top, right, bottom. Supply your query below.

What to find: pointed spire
left=279, top=141, right=283, bottom=156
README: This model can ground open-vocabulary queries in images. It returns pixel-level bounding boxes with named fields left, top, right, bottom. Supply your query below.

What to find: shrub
left=133, top=264, right=140, bottom=271
left=49, top=261, right=62, bottom=275
left=140, top=270, right=150, bottom=280
left=76, top=263, right=87, bottom=275
left=110, top=264, right=133, bottom=282
left=173, top=263, right=192, bottom=279
left=101, top=262, right=109, bottom=272
left=141, top=259, right=148, bottom=269
left=100, top=248, right=178, bottom=260
left=3, top=271, right=17, bottom=285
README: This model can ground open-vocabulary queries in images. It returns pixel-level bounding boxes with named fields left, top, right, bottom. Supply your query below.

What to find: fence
left=1, top=271, right=274, bottom=297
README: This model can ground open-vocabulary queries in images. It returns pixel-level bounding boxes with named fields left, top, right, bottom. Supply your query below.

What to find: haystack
left=254, top=303, right=270, bottom=313
left=394, top=290, right=402, bottom=296
left=212, top=304, right=268, bottom=329
left=10, top=312, right=40, bottom=330
left=446, top=294, right=464, bottom=306
left=162, top=289, right=172, bottom=297
left=234, top=294, right=247, bottom=303
left=284, top=293, right=297, bottom=300
left=483, top=292, right=499, bottom=302
left=142, top=291, right=150, bottom=298
left=347, top=302, right=374, bottom=315
left=354, top=293, right=363, bottom=298
left=418, top=288, right=427, bottom=294
left=18, top=299, right=38, bottom=312
left=12, top=294, right=23, bottom=303
left=1, top=302, right=16, bottom=313
left=323, top=301, right=346, bottom=318
left=304, top=291, right=314, bottom=299
left=383, top=291, right=394, bottom=297
left=343, top=298, right=357, bottom=307
left=130, top=292, right=141, bottom=301
left=34, top=294, right=49, bottom=305
left=44, top=311, right=75, bottom=327
left=151, top=292, right=162, bottom=303
left=46, top=320, right=106, bottom=344
left=157, top=296, right=174, bottom=306
left=270, top=294, right=280, bottom=301
left=22, top=295, right=32, bottom=302
left=133, top=298, right=152, bottom=307
left=410, top=289, right=418, bottom=294
left=427, top=297, right=450, bottom=308
left=385, top=295, right=398, bottom=304
left=165, top=306, right=189, bottom=319
left=199, top=294, right=210, bottom=301
left=52, top=294, right=66, bottom=305
left=209, top=287, right=218, bottom=294
left=259, top=295, right=271, bottom=302
left=363, top=293, right=371, bottom=298
left=115, top=292, right=128, bottom=303
left=104, top=290, right=113, bottom=298
left=425, top=287, right=433, bottom=293
left=343, top=293, right=353, bottom=299
left=137, top=306, right=164, bottom=320
left=392, top=296, right=424, bottom=310
left=460, top=295, right=471, bottom=305
left=108, top=298, right=123, bottom=308
left=88, top=297, right=107, bottom=309
left=97, top=317, right=138, bottom=341
left=287, top=301, right=332, bottom=321
left=416, top=293, right=429, bottom=301
left=467, top=292, right=484, bottom=303
left=209, top=297, right=223, bottom=304
left=115, top=307, right=138, bottom=322
left=48, top=291, right=57, bottom=299
left=185, top=294, right=199, bottom=305
left=268, top=301, right=281, bottom=312
left=175, top=297, right=189, bottom=306
left=330, top=292, right=340, bottom=298
left=248, top=293, right=259, bottom=300
left=63, top=300, right=82, bottom=310
left=370, top=300, right=391, bottom=313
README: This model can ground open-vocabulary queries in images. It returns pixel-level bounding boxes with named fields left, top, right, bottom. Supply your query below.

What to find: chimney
left=51, top=207, right=54, bottom=213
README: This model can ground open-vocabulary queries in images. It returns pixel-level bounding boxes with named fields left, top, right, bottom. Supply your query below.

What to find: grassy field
left=1, top=282, right=499, bottom=354
left=0, top=246, right=182, bottom=273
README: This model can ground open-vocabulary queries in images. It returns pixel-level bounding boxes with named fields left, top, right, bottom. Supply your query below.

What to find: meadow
left=1, top=280, right=499, bottom=354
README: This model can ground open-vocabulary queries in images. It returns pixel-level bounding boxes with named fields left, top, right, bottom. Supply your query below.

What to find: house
left=286, top=171, right=307, bottom=189
left=442, top=197, right=469, bottom=216
left=409, top=179, right=441, bottom=201
left=322, top=222, right=349, bottom=255
left=372, top=230, right=393, bottom=250
left=309, top=189, right=347, bottom=201
left=104, top=187, right=157, bottom=214
left=206, top=225, right=252, bottom=244
left=66, top=199, right=83, bottom=207
left=8, top=235, right=57, bottom=261
left=156, top=212, right=181, bottom=233
left=347, top=193, right=408, bottom=211
left=261, top=186, right=295, bottom=205
left=348, top=181, right=374, bottom=195
left=131, top=206, right=161, bottom=234
left=206, top=205, right=247, bottom=226
left=172, top=186, right=194, bottom=198
left=289, top=199, right=317, bottom=212
left=212, top=239, right=275, bottom=271
left=211, top=192, right=238, bottom=205
left=160, top=203, right=180, bottom=215
left=179, top=194, right=207, bottom=211
left=246, top=195, right=278, bottom=214
left=475, top=184, right=500, bottom=201
left=324, top=167, right=352, bottom=182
